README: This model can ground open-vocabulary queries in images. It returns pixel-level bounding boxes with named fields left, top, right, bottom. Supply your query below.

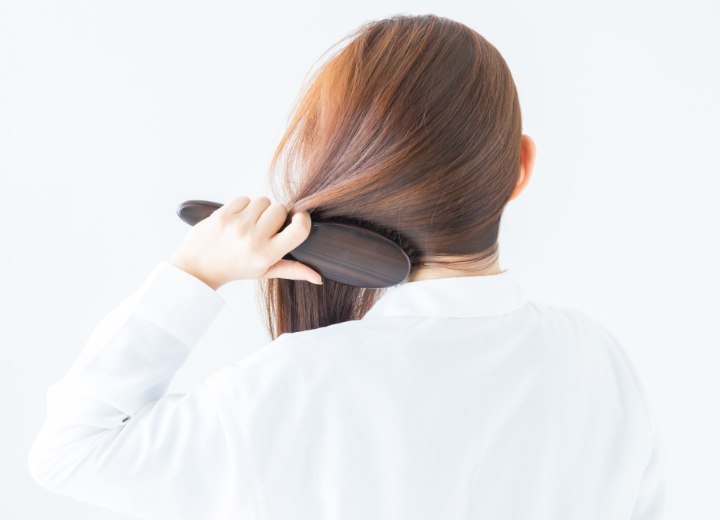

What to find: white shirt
left=28, top=261, right=666, bottom=520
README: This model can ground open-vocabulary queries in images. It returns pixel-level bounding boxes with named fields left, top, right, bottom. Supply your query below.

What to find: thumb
left=262, top=259, right=323, bottom=285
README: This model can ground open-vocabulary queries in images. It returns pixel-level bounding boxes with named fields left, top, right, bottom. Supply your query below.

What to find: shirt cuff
left=132, top=261, right=227, bottom=348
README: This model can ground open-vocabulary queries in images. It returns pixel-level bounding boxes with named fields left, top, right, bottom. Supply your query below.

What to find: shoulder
left=205, top=320, right=376, bottom=427
left=524, top=299, right=611, bottom=332
left=524, top=300, right=654, bottom=430
left=259, top=318, right=378, bottom=366
left=521, top=300, right=628, bottom=357
left=209, top=319, right=373, bottom=391
left=522, top=299, right=628, bottom=361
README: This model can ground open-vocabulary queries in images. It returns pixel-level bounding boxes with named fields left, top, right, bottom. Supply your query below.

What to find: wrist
left=169, top=256, right=224, bottom=291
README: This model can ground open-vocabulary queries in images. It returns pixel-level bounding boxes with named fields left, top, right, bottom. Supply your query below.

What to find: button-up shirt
left=28, top=261, right=666, bottom=519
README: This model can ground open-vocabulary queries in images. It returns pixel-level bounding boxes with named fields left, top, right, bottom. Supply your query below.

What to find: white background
left=2, top=1, right=718, bottom=518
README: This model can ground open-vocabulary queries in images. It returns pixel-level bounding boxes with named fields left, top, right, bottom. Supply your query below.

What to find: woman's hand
left=169, top=195, right=323, bottom=290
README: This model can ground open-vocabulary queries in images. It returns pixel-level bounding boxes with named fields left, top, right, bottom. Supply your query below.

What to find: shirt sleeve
left=592, top=317, right=667, bottom=520
left=631, top=418, right=667, bottom=520
left=27, top=261, right=258, bottom=520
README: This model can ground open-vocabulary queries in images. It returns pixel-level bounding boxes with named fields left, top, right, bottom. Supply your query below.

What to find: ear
left=509, top=134, right=536, bottom=201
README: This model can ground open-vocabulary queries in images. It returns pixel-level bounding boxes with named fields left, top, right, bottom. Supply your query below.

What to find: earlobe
left=524, top=134, right=537, bottom=178
left=508, top=171, right=525, bottom=201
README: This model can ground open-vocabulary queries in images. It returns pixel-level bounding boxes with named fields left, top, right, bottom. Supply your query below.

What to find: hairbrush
left=176, top=199, right=411, bottom=289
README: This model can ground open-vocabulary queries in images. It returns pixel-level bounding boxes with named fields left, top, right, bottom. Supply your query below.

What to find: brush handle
left=176, top=200, right=411, bottom=289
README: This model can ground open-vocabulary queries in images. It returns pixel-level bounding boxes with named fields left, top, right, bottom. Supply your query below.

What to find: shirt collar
left=361, top=269, right=528, bottom=319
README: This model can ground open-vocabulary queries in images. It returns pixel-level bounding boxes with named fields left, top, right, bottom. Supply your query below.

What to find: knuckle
left=234, top=219, right=250, bottom=232
left=215, top=210, right=232, bottom=224
left=251, top=255, right=271, bottom=272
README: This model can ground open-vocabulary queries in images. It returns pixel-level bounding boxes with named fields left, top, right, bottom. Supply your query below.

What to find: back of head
left=260, top=13, right=523, bottom=338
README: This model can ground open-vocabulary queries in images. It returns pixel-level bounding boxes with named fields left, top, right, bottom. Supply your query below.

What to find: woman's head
left=259, top=13, right=535, bottom=339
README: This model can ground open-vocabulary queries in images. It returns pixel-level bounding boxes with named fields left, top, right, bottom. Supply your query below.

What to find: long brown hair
left=258, top=14, right=523, bottom=339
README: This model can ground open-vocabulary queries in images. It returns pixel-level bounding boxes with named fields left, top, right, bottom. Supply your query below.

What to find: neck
left=406, top=252, right=502, bottom=282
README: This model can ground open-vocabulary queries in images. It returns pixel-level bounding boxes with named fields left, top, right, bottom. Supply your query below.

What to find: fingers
left=213, top=195, right=250, bottom=218
left=214, top=195, right=313, bottom=270
left=216, top=195, right=278, bottom=223
left=222, top=195, right=290, bottom=236
left=255, top=201, right=289, bottom=237
left=269, top=211, right=313, bottom=256
left=214, top=195, right=251, bottom=219
left=243, top=196, right=273, bottom=223
left=262, top=259, right=323, bottom=284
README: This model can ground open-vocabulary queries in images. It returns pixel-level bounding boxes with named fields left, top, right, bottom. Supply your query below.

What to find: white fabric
left=28, top=261, right=666, bottom=519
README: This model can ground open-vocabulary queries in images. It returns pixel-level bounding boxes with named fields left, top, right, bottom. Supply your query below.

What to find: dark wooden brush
left=176, top=200, right=411, bottom=289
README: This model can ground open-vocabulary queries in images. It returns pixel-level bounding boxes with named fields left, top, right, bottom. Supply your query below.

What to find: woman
left=28, top=13, right=665, bottom=520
